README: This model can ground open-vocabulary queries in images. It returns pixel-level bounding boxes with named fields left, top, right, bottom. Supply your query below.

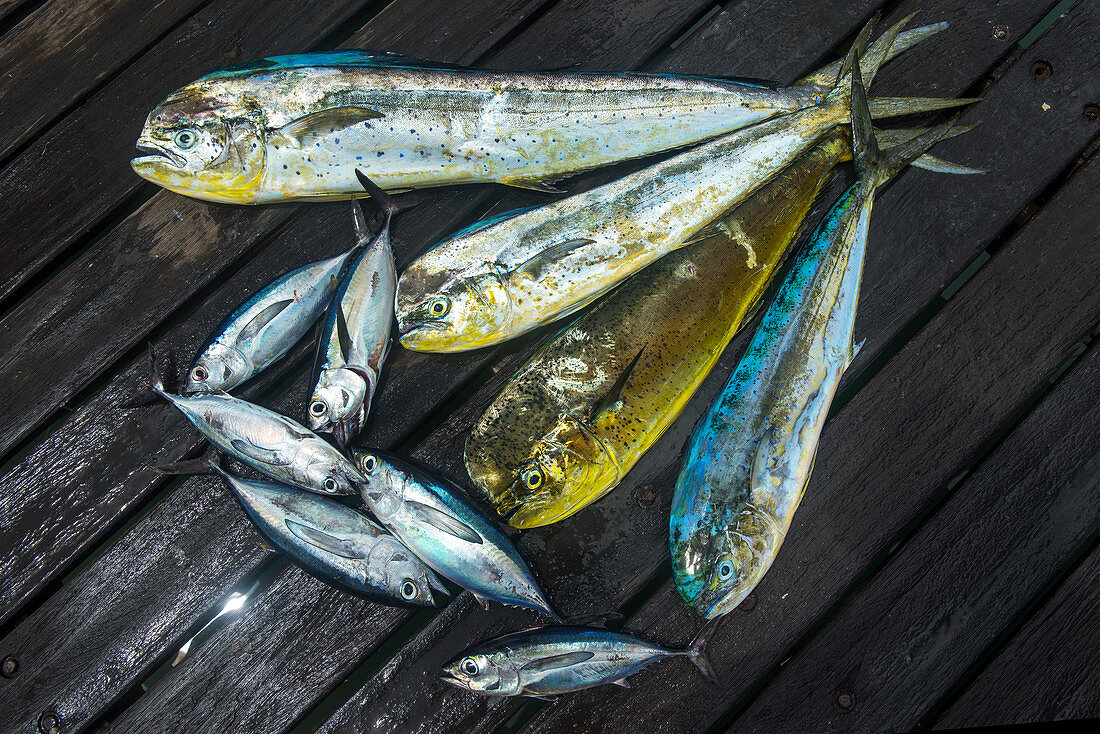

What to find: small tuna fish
left=166, top=453, right=447, bottom=606
left=395, top=18, right=976, bottom=352
left=131, top=23, right=946, bottom=203
left=309, top=170, right=397, bottom=445
left=183, top=242, right=364, bottom=395
left=670, top=63, right=977, bottom=619
left=151, top=350, right=363, bottom=495
left=351, top=448, right=559, bottom=620
left=441, top=623, right=717, bottom=698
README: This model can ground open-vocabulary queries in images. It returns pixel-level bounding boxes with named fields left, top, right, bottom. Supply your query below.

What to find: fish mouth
left=131, top=139, right=186, bottom=169
left=438, top=673, right=465, bottom=689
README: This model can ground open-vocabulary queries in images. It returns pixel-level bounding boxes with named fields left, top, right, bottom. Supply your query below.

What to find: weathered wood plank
left=0, top=0, right=380, bottom=306
left=102, top=2, right=725, bottom=730
left=519, top=32, right=1100, bottom=734
left=311, top=2, right=1085, bottom=732
left=0, top=0, right=207, bottom=161
left=728, top=347, right=1100, bottom=733
left=0, top=0, right=543, bottom=459
left=0, top=2, right=548, bottom=730
left=934, top=544, right=1100, bottom=728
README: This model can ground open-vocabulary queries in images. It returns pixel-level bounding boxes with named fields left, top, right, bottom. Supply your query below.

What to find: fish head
left=396, top=263, right=511, bottom=352
left=441, top=651, right=516, bottom=695
left=671, top=497, right=768, bottom=620
left=298, top=445, right=362, bottom=496
left=131, top=80, right=267, bottom=203
left=308, top=368, right=369, bottom=445
left=350, top=449, right=405, bottom=520
left=497, top=415, right=619, bottom=529
left=374, top=537, right=449, bottom=607
left=182, top=343, right=251, bottom=395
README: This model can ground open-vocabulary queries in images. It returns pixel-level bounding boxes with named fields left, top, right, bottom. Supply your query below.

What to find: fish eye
left=428, top=297, right=450, bottom=318
left=718, top=560, right=734, bottom=580
left=400, top=579, right=418, bottom=600
left=460, top=657, right=479, bottom=676
left=191, top=366, right=208, bottom=382
left=174, top=129, right=198, bottom=150
left=522, top=467, right=543, bottom=490
left=309, top=400, right=327, bottom=417
left=359, top=453, right=377, bottom=475
left=323, top=477, right=339, bottom=493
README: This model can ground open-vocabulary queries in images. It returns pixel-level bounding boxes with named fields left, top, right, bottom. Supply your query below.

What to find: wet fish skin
left=130, top=24, right=944, bottom=204
left=216, top=466, right=447, bottom=606
left=670, top=66, right=970, bottom=619
left=351, top=448, right=559, bottom=620
left=153, top=361, right=363, bottom=495
left=309, top=173, right=397, bottom=444
left=441, top=623, right=715, bottom=697
left=463, top=126, right=858, bottom=529
left=183, top=246, right=361, bottom=395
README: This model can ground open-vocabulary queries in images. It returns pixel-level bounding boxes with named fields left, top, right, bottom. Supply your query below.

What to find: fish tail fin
left=685, top=619, right=720, bottom=684
left=865, top=95, right=981, bottom=120
left=796, top=15, right=947, bottom=91
left=822, top=12, right=894, bottom=106
left=156, top=447, right=223, bottom=477
left=853, top=63, right=976, bottom=187
left=354, top=168, right=411, bottom=233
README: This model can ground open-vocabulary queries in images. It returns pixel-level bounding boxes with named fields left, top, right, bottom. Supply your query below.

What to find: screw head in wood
left=1084, top=103, right=1100, bottom=122
left=738, top=593, right=757, bottom=612
left=634, top=484, right=657, bottom=507
left=222, top=42, right=242, bottom=61
left=991, top=24, right=1010, bottom=41
left=38, top=711, right=60, bottom=734
left=1031, top=59, right=1052, bottom=79
left=1, top=655, right=18, bottom=678
left=835, top=689, right=856, bottom=712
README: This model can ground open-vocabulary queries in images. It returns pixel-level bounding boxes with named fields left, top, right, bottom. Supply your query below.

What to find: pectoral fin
left=591, top=346, right=645, bottom=418
left=405, top=500, right=482, bottom=544
left=277, top=107, right=384, bottom=147
left=230, top=438, right=292, bottom=466
left=335, top=303, right=354, bottom=365
left=286, top=520, right=368, bottom=559
left=613, top=678, right=632, bottom=688
left=514, top=238, right=595, bottom=280
left=520, top=651, right=595, bottom=672
left=237, top=299, right=293, bottom=344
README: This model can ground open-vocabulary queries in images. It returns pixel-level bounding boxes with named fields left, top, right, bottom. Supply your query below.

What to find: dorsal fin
left=237, top=299, right=292, bottom=344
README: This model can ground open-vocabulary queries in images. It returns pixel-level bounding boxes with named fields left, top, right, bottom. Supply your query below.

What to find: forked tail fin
left=685, top=619, right=720, bottom=684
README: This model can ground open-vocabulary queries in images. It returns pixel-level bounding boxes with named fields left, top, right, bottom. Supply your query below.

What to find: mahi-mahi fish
left=131, top=20, right=945, bottom=203
left=670, top=63, right=977, bottom=619
left=463, top=121, right=978, bottom=528
left=396, top=18, right=976, bottom=352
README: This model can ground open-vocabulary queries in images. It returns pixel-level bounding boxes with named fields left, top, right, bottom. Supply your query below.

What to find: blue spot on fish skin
left=356, top=156, right=363, bottom=160
left=377, top=151, right=384, bottom=157
left=335, top=138, right=340, bottom=144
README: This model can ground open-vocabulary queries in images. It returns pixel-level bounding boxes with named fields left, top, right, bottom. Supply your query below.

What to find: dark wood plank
left=728, top=348, right=1100, bottom=733
left=0, top=0, right=206, bottom=161
left=0, top=0, right=543, bottom=459
left=102, top=2, right=726, bottom=730
left=310, top=2, right=1083, bottom=732
left=519, top=33, right=1100, bottom=734
left=0, top=3, right=548, bottom=731
left=935, top=544, right=1100, bottom=728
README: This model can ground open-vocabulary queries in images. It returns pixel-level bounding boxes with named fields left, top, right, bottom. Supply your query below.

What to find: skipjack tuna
left=442, top=623, right=717, bottom=698
left=167, top=453, right=447, bottom=607
left=670, top=67, right=977, bottom=619
left=461, top=121, right=956, bottom=529
left=309, top=171, right=397, bottom=445
left=351, top=449, right=560, bottom=620
left=183, top=237, right=361, bottom=395
left=131, top=21, right=944, bottom=204
left=395, top=19, right=976, bottom=352
left=151, top=349, right=364, bottom=496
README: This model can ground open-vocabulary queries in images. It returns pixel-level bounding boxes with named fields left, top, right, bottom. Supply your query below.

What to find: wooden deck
left=1, top=1, right=1097, bottom=732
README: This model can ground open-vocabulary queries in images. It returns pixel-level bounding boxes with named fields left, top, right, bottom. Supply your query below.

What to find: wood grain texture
left=0, top=0, right=206, bottom=161
left=520, top=51, right=1100, bottom=733
left=934, top=544, right=1100, bottom=728
left=311, top=2, right=1074, bottom=731
left=0, top=0, right=379, bottom=306
left=729, top=347, right=1100, bottom=733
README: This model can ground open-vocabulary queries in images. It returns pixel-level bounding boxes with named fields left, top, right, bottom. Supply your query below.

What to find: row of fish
left=129, top=13, right=979, bottom=697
